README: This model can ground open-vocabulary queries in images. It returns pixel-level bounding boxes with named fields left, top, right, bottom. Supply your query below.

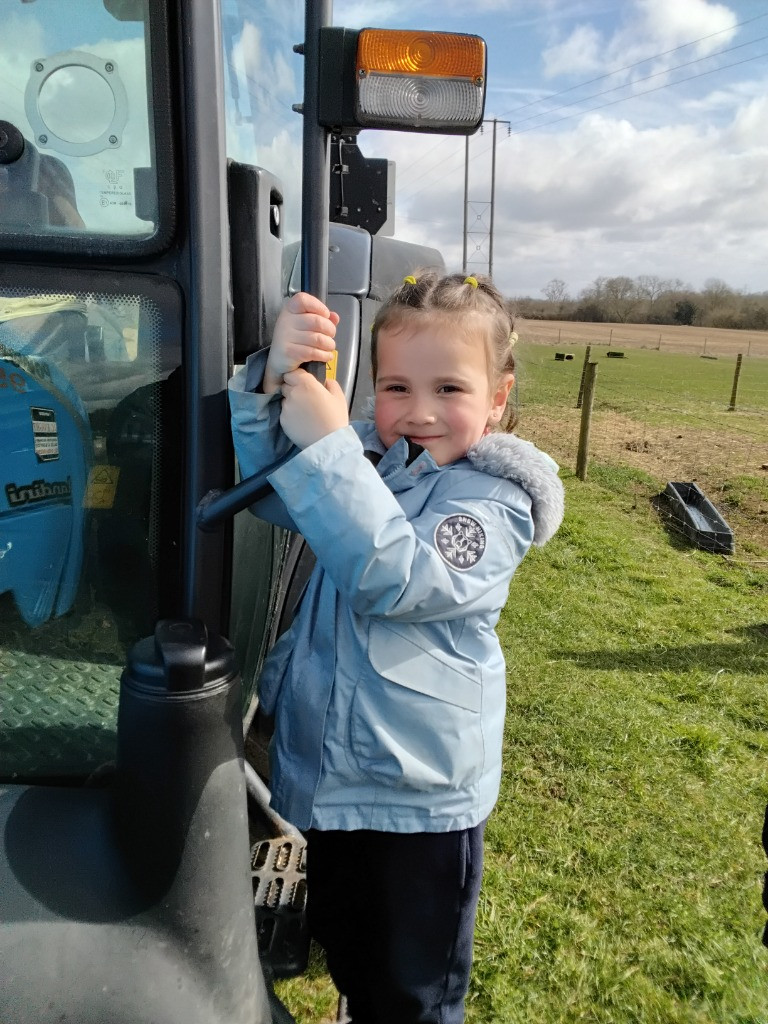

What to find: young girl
left=229, top=272, right=564, bottom=1024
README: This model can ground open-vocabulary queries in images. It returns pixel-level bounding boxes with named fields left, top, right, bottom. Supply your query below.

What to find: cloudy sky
left=334, top=0, right=768, bottom=300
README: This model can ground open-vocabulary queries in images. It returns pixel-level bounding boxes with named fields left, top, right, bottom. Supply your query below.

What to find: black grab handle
left=196, top=450, right=295, bottom=529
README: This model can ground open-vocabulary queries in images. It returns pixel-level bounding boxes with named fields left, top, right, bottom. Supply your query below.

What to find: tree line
left=514, top=276, right=768, bottom=330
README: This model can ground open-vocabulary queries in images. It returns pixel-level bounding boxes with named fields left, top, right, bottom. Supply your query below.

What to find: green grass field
left=476, top=474, right=768, bottom=1024
left=275, top=347, right=768, bottom=1023
left=516, top=343, right=768, bottom=424
left=515, top=344, right=768, bottom=559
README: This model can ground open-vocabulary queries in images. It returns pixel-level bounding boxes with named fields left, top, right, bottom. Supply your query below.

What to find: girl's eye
left=438, top=384, right=462, bottom=394
left=385, top=384, right=408, bottom=393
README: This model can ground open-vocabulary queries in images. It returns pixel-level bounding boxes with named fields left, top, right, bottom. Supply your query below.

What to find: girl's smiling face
left=373, top=316, right=514, bottom=466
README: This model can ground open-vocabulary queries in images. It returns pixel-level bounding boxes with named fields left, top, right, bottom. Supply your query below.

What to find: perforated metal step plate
left=0, top=645, right=120, bottom=779
left=252, top=834, right=310, bottom=979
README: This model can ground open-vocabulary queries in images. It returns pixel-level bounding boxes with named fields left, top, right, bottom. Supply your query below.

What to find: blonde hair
left=371, top=270, right=518, bottom=431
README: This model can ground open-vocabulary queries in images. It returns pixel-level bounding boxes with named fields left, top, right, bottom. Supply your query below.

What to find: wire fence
left=515, top=344, right=768, bottom=559
left=519, top=321, right=768, bottom=361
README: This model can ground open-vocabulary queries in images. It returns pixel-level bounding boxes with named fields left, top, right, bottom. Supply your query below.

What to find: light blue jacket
left=229, top=352, right=564, bottom=832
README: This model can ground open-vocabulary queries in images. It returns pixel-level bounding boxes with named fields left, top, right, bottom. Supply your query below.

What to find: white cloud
left=542, top=23, right=602, bottom=77
left=0, top=15, right=49, bottom=134
left=359, top=66, right=768, bottom=296
left=542, top=0, right=740, bottom=82
left=720, top=87, right=768, bottom=140
left=496, top=104, right=768, bottom=291
left=637, top=0, right=737, bottom=53
left=236, top=22, right=296, bottom=102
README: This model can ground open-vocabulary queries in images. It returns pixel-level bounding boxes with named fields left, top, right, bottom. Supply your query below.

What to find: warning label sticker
left=31, top=407, right=59, bottom=462
left=83, top=465, right=120, bottom=509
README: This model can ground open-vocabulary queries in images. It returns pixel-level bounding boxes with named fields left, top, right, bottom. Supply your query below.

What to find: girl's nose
left=407, top=400, right=437, bottom=424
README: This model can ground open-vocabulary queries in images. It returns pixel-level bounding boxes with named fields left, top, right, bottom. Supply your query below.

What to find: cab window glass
left=221, top=1, right=304, bottom=694
left=222, top=0, right=303, bottom=245
left=0, top=279, right=181, bottom=779
left=0, top=0, right=158, bottom=240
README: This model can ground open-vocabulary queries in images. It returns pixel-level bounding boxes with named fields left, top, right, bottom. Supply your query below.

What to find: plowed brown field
left=518, top=320, right=768, bottom=358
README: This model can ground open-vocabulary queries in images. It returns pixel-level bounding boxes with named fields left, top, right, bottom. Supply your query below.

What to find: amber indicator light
left=356, top=30, right=485, bottom=80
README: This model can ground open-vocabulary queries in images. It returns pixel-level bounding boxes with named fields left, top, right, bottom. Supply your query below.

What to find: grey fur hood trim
left=466, top=433, right=564, bottom=546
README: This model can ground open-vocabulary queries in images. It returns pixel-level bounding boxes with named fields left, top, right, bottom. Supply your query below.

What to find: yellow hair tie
left=402, top=275, right=417, bottom=285
left=464, top=276, right=479, bottom=288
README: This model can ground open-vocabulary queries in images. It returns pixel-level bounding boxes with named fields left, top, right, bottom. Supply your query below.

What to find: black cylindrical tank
left=0, top=619, right=271, bottom=1024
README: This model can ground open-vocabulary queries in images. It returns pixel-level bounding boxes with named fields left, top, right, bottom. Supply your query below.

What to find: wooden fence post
left=728, top=353, right=743, bottom=411
left=576, top=344, right=591, bottom=409
left=576, top=361, right=598, bottom=481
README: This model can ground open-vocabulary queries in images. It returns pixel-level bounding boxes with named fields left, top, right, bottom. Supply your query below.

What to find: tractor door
left=0, top=0, right=306, bottom=781
left=0, top=1, right=299, bottom=1021
left=0, top=0, right=185, bottom=781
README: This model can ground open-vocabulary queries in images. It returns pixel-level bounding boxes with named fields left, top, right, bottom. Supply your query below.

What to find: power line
left=396, top=11, right=768, bottom=184
left=507, top=49, right=768, bottom=137
left=398, top=47, right=768, bottom=203
left=504, top=32, right=768, bottom=130
left=500, top=10, right=768, bottom=118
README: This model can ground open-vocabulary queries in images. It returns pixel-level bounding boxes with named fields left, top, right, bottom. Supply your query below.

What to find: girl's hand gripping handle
left=263, top=292, right=339, bottom=394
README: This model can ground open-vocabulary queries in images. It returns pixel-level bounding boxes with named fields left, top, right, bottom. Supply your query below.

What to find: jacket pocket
left=350, top=621, right=483, bottom=791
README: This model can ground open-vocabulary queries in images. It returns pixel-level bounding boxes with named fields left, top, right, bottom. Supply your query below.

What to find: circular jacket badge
left=434, top=514, right=486, bottom=571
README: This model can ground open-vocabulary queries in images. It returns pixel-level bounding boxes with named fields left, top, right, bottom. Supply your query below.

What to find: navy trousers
left=305, top=823, right=486, bottom=1024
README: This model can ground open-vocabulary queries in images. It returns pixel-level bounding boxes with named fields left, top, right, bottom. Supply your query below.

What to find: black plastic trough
left=662, top=481, right=734, bottom=555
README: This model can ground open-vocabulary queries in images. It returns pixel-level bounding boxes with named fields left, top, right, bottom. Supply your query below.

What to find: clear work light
left=355, top=30, right=485, bottom=131
left=318, top=28, right=487, bottom=135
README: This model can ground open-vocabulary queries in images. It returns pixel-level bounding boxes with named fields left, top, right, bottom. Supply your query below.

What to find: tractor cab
left=0, top=3, right=486, bottom=1021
